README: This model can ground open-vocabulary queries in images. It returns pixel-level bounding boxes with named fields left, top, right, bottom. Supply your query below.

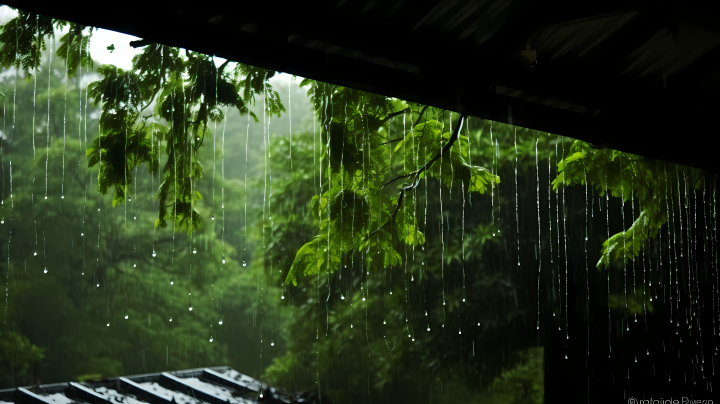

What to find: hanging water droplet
left=271, top=341, right=275, bottom=346
left=107, top=322, right=110, bottom=327
left=96, top=283, right=100, bottom=287
left=647, top=349, right=649, bottom=355
left=458, top=329, right=462, bottom=335
left=340, top=295, right=345, bottom=300
left=259, top=394, right=264, bottom=399
left=241, top=261, right=245, bottom=266
left=281, top=295, right=285, bottom=299
left=43, top=268, right=48, bottom=274
left=44, top=196, right=47, bottom=200
left=442, top=324, right=444, bottom=328
left=478, top=322, right=480, bottom=326
left=125, top=314, right=128, bottom=320
left=169, top=317, right=173, bottom=322
left=350, top=324, right=353, bottom=328
left=133, top=216, right=136, bottom=220
left=98, top=208, right=100, bottom=211
left=383, top=320, right=386, bottom=325
left=80, top=232, right=84, bottom=237
left=411, top=276, right=414, bottom=281
left=193, top=248, right=197, bottom=254
left=427, top=327, right=430, bottom=331
left=565, top=354, right=568, bottom=359
left=128, top=198, right=131, bottom=202
left=34, top=252, right=37, bottom=256
left=209, top=337, right=213, bottom=342
left=212, top=216, right=215, bottom=220
left=188, top=304, right=193, bottom=311
left=462, top=298, right=465, bottom=302
left=152, top=252, right=157, bottom=257
left=170, top=280, right=174, bottom=285
left=1, top=221, right=4, bottom=224
left=362, top=297, right=366, bottom=301
left=133, top=264, right=137, bottom=268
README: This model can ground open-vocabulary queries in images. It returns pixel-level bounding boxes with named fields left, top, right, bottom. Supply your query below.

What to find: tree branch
left=381, top=107, right=410, bottom=123
left=382, top=113, right=464, bottom=190
left=367, top=113, right=466, bottom=240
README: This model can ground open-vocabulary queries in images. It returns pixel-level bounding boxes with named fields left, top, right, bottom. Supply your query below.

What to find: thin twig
left=367, top=113, right=466, bottom=240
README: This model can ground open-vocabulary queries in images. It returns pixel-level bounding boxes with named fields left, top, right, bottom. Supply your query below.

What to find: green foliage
left=0, top=332, right=45, bottom=386
left=488, top=348, right=544, bottom=404
left=285, top=83, right=499, bottom=286
left=552, top=139, right=708, bottom=270
left=0, top=9, right=57, bottom=79
left=1, top=12, right=284, bottom=233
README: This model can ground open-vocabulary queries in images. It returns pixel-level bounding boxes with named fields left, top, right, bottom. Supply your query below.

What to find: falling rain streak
left=0, top=14, right=716, bottom=402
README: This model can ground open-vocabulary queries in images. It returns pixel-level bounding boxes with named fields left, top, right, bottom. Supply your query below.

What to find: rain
left=0, top=6, right=717, bottom=404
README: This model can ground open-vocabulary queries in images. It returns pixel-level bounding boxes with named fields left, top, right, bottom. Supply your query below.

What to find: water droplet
left=340, top=295, right=345, bottom=300
left=1, top=221, right=3, bottom=224
left=350, top=324, right=353, bottom=328
left=362, top=297, right=366, bottom=301
left=98, top=208, right=100, bottom=211
left=458, top=329, right=462, bottom=335
left=271, top=341, right=275, bottom=346
left=152, top=252, right=157, bottom=257
left=43, top=268, right=48, bottom=274
left=96, top=283, right=100, bottom=287
left=383, top=320, right=386, bottom=324
left=125, top=314, right=128, bottom=320
left=281, top=295, right=285, bottom=299
left=218, top=319, right=223, bottom=325
left=133, top=216, right=136, bottom=220
left=193, top=248, right=197, bottom=254
left=259, top=394, right=264, bottom=399
left=212, top=216, right=215, bottom=220
left=34, top=252, right=37, bottom=256
left=133, top=264, right=137, bottom=268
left=128, top=198, right=131, bottom=202
left=189, top=304, right=193, bottom=311
left=478, top=322, right=480, bottom=326
left=209, top=337, right=213, bottom=342
left=61, top=195, right=64, bottom=199
left=427, top=327, right=430, bottom=331
left=169, top=317, right=173, bottom=322
left=44, top=196, right=47, bottom=200
left=462, top=298, right=465, bottom=302
left=107, top=322, right=110, bottom=327
left=647, top=349, right=649, bottom=355
left=81, top=233, right=84, bottom=236
left=170, top=280, right=174, bottom=285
